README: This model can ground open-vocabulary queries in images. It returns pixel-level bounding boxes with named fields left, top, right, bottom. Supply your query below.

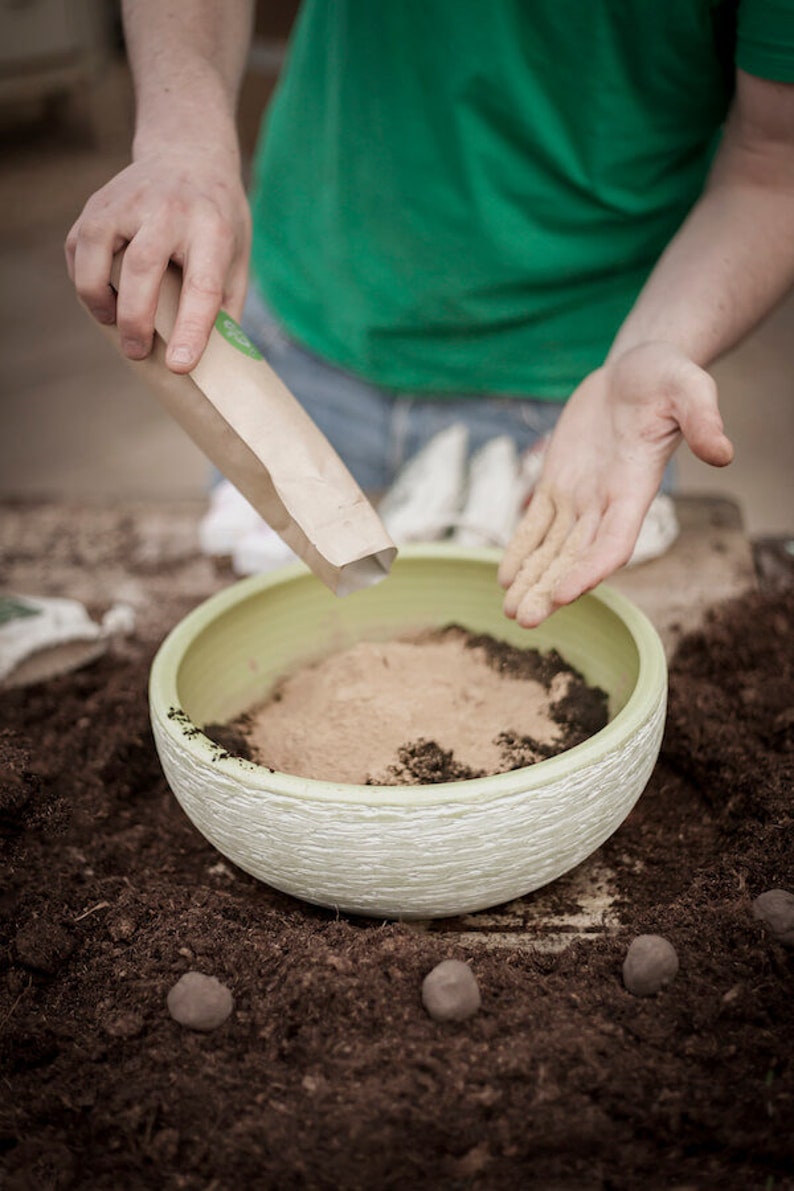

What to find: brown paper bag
left=100, top=258, right=396, bottom=596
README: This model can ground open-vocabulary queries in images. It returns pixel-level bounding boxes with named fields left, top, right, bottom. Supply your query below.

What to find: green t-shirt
left=250, top=0, right=794, bottom=400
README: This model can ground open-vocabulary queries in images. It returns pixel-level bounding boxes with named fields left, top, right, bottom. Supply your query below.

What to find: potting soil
left=1, top=586, right=793, bottom=1189
left=211, top=625, right=608, bottom=784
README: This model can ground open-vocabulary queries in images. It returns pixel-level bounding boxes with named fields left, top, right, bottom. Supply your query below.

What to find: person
left=65, top=1, right=794, bottom=626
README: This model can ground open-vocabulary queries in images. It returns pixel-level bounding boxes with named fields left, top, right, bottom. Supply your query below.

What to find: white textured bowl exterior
left=150, top=547, right=667, bottom=919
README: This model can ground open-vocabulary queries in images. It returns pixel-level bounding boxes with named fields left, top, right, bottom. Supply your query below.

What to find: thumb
left=675, top=363, right=734, bottom=468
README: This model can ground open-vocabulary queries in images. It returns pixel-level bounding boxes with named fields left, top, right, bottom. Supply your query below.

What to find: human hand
left=499, top=342, right=734, bottom=626
left=64, top=148, right=251, bottom=372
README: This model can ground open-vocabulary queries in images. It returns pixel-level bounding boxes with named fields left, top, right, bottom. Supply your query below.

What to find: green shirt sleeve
left=737, top=0, right=794, bottom=81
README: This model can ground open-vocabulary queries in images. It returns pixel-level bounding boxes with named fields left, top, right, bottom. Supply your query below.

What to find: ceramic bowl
left=149, top=545, right=667, bottom=919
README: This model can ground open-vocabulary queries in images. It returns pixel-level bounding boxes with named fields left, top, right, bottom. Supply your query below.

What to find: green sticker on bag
left=214, top=312, right=263, bottom=360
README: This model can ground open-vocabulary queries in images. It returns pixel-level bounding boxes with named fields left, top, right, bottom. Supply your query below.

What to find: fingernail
left=168, top=346, right=193, bottom=367
left=122, top=338, right=147, bottom=358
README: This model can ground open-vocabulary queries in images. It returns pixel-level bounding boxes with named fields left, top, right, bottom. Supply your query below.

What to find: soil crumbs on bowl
left=206, top=624, right=609, bottom=784
left=1, top=587, right=793, bottom=1190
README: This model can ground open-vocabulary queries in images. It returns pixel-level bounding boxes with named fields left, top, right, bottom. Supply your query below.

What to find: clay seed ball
left=167, top=971, right=234, bottom=1031
left=752, top=889, right=794, bottom=947
left=622, top=934, right=679, bottom=997
left=422, top=959, right=481, bottom=1022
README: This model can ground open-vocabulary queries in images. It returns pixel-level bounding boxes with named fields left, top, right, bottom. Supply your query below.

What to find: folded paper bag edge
left=105, top=254, right=397, bottom=595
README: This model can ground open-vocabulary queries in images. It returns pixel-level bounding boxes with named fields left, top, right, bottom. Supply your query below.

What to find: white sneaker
left=378, top=424, right=469, bottom=543
left=198, top=479, right=263, bottom=556
left=450, top=436, right=522, bottom=548
left=231, top=522, right=299, bottom=576
left=627, top=492, right=679, bottom=567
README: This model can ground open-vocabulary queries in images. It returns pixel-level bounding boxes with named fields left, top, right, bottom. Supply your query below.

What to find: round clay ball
left=421, top=959, right=481, bottom=1022
left=167, top=971, right=234, bottom=1031
left=752, top=889, right=794, bottom=947
left=622, top=934, right=679, bottom=997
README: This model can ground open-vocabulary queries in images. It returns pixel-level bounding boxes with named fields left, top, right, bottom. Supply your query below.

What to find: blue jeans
left=240, top=286, right=564, bottom=494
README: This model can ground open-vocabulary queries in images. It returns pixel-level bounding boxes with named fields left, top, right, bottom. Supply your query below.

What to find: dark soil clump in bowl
left=207, top=624, right=609, bottom=785
left=1, top=587, right=793, bottom=1189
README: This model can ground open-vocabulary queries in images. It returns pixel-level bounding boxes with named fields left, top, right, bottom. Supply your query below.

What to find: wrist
left=606, top=336, right=700, bottom=370
left=132, top=118, right=242, bottom=174
left=132, top=73, right=242, bottom=170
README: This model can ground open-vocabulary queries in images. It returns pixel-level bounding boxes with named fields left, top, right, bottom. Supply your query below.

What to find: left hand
left=498, top=341, right=734, bottom=626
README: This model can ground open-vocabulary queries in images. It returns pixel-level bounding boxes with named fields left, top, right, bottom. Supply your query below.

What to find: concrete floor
left=1, top=64, right=792, bottom=536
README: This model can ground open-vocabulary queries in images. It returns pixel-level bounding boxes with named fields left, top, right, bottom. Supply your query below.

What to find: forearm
left=123, top=0, right=254, bottom=161
left=66, top=1, right=255, bottom=365
left=609, top=72, right=794, bottom=369
left=499, top=75, right=794, bottom=626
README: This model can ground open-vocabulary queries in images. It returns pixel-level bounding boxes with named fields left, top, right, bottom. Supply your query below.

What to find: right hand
left=498, top=342, right=734, bottom=627
left=65, top=148, right=252, bottom=373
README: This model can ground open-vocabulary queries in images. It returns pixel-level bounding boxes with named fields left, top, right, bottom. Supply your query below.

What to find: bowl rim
left=149, top=544, right=667, bottom=807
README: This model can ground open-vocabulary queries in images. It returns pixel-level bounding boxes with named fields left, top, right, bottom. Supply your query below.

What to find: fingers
left=497, top=489, right=556, bottom=588
left=165, top=220, right=236, bottom=372
left=551, top=500, right=646, bottom=608
left=70, top=210, right=239, bottom=373
left=66, top=179, right=170, bottom=358
left=500, top=494, right=648, bottom=628
left=674, top=364, right=735, bottom=468
left=114, top=231, right=171, bottom=360
left=65, top=215, right=120, bottom=326
left=221, top=203, right=252, bottom=322
left=501, top=501, right=601, bottom=628
left=222, top=247, right=251, bottom=323
left=502, top=497, right=576, bottom=619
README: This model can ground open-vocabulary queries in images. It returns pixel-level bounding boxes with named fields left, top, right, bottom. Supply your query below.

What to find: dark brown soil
left=1, top=586, right=793, bottom=1190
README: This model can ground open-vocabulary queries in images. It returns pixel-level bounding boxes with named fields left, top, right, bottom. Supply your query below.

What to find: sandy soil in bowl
left=208, top=625, right=609, bottom=784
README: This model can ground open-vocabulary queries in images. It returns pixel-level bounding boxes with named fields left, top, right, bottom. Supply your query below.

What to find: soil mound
left=1, top=588, right=792, bottom=1189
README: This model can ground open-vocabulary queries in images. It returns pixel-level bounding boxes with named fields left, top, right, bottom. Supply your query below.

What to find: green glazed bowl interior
left=159, top=547, right=654, bottom=745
